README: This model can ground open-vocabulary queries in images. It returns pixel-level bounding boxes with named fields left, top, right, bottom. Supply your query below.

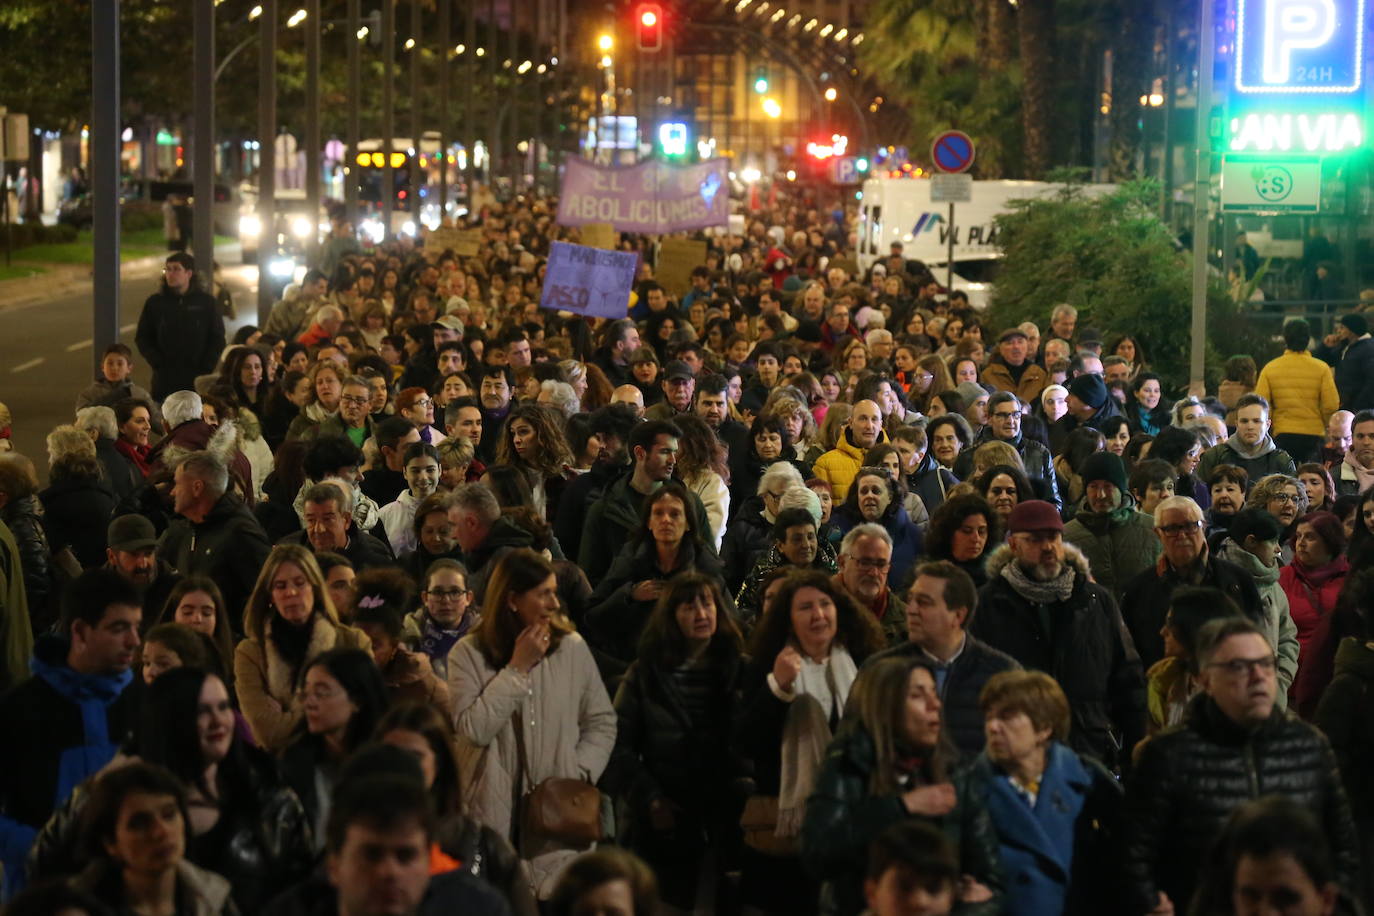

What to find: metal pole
left=345, top=0, right=360, bottom=228
left=507, top=3, right=519, bottom=190
left=257, top=0, right=277, bottom=324
left=439, top=0, right=450, bottom=219
left=487, top=0, right=497, bottom=191
left=193, top=0, right=215, bottom=272
left=410, top=0, right=421, bottom=220
left=1188, top=0, right=1215, bottom=393
left=92, top=0, right=121, bottom=367
left=464, top=0, right=476, bottom=203
left=554, top=0, right=565, bottom=180
left=946, top=202, right=954, bottom=293
left=382, top=0, right=395, bottom=240
left=305, top=0, right=321, bottom=266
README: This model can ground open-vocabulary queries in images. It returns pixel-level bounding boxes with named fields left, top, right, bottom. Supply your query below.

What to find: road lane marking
left=120, top=323, right=136, bottom=333
left=67, top=339, right=93, bottom=352
left=11, top=358, right=44, bottom=373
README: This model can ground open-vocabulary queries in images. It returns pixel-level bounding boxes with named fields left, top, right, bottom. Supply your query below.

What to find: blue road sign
left=930, top=131, right=975, bottom=173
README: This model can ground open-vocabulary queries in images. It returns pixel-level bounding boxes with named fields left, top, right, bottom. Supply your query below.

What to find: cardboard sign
left=539, top=241, right=639, bottom=319
left=424, top=227, right=482, bottom=256
left=580, top=222, right=617, bottom=250
left=656, top=237, right=707, bottom=298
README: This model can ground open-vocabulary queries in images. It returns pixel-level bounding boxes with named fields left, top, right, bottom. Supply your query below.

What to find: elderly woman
left=585, top=482, right=731, bottom=676
left=74, top=405, right=141, bottom=502
left=722, top=460, right=806, bottom=591
left=606, top=573, right=748, bottom=912
left=447, top=548, right=617, bottom=900
left=234, top=543, right=371, bottom=752
left=736, top=570, right=886, bottom=915
left=801, top=655, right=1003, bottom=916
left=970, top=670, right=1122, bottom=915
left=40, top=426, right=118, bottom=569
left=1282, top=510, right=1352, bottom=715
left=736, top=502, right=840, bottom=628
left=831, top=466, right=925, bottom=590
left=732, top=413, right=811, bottom=511
left=927, top=414, right=973, bottom=471
left=921, top=493, right=1001, bottom=588
left=0, top=454, right=51, bottom=617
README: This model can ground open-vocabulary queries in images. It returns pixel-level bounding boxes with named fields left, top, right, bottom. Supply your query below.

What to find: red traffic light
left=636, top=3, right=662, bottom=52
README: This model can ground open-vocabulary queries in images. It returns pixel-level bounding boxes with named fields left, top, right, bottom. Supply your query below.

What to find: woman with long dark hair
left=921, top=494, right=1001, bottom=588
left=606, top=573, right=748, bottom=912
left=280, top=647, right=391, bottom=846
left=157, top=577, right=235, bottom=682
left=494, top=404, right=577, bottom=526
left=447, top=548, right=616, bottom=900
left=585, top=482, right=731, bottom=676
left=735, top=570, right=886, bottom=915
left=801, top=654, right=1002, bottom=915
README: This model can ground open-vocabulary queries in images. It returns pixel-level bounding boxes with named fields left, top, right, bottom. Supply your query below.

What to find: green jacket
left=801, top=724, right=1004, bottom=916
left=1062, top=504, right=1160, bottom=605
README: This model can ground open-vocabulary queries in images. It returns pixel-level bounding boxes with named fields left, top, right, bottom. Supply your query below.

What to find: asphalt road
left=4, top=255, right=260, bottom=484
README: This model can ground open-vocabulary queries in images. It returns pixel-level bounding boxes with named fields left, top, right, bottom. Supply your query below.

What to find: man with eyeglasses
left=970, top=500, right=1145, bottom=770
left=308, top=376, right=377, bottom=449
left=1120, top=495, right=1263, bottom=669
left=136, top=252, right=226, bottom=400
left=981, top=327, right=1048, bottom=404
left=953, top=391, right=1061, bottom=510
left=1123, top=616, right=1359, bottom=916
left=834, top=523, right=906, bottom=646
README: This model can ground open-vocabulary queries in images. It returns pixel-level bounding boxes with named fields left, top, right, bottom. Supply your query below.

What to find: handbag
left=512, top=709, right=602, bottom=846
left=739, top=794, right=796, bottom=856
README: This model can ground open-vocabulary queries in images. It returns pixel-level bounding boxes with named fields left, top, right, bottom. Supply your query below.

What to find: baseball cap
left=1006, top=500, right=1064, bottom=534
left=663, top=360, right=694, bottom=381
left=108, top=514, right=158, bottom=552
left=998, top=327, right=1029, bottom=343
left=433, top=315, right=465, bottom=332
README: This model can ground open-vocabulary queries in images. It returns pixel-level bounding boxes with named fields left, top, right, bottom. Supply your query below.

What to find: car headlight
left=401, top=220, right=417, bottom=238
left=291, top=216, right=313, bottom=239
left=268, top=256, right=296, bottom=278
left=360, top=219, right=385, bottom=244
left=239, top=214, right=262, bottom=237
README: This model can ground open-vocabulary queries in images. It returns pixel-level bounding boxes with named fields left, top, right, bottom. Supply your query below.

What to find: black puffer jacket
left=868, top=636, right=1020, bottom=758
left=1119, top=553, right=1264, bottom=669
left=953, top=430, right=1062, bottom=510
left=800, top=724, right=1004, bottom=916
left=2, top=496, right=51, bottom=624
left=720, top=496, right=773, bottom=592
left=971, top=544, right=1147, bottom=769
left=1314, top=637, right=1374, bottom=821
left=39, top=474, right=117, bottom=569
left=1123, top=694, right=1360, bottom=915
left=158, top=491, right=272, bottom=633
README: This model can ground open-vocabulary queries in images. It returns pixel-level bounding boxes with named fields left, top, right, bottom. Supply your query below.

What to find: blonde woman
left=234, top=544, right=371, bottom=751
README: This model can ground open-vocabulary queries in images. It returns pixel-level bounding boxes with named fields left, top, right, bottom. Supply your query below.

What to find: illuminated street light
left=762, top=96, right=782, bottom=118
left=403, top=37, right=415, bottom=49
left=824, top=87, right=837, bottom=102
left=286, top=7, right=306, bottom=26
left=600, top=54, right=613, bottom=67
left=598, top=33, right=614, bottom=51
left=248, top=4, right=262, bottom=18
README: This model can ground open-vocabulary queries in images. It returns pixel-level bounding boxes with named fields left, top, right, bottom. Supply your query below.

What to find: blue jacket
left=970, top=742, right=1124, bottom=915
left=0, top=635, right=134, bottom=896
left=832, top=503, right=925, bottom=591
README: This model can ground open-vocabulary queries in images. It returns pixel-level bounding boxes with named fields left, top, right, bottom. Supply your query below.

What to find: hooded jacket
left=1215, top=539, right=1299, bottom=702
left=1195, top=433, right=1296, bottom=485
left=0, top=635, right=135, bottom=890
left=575, top=475, right=713, bottom=584
left=1123, top=694, right=1360, bottom=915
left=972, top=544, right=1147, bottom=767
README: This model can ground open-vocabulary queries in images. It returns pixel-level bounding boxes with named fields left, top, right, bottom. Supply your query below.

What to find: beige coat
left=234, top=616, right=371, bottom=752
left=447, top=631, right=616, bottom=899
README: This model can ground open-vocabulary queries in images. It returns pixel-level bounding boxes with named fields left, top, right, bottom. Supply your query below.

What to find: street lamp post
left=256, top=0, right=277, bottom=324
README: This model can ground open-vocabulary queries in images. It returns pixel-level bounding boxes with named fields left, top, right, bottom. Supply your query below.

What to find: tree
left=1016, top=0, right=1055, bottom=178
left=982, top=179, right=1275, bottom=388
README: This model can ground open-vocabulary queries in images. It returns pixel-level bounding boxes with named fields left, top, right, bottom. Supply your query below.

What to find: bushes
left=0, top=222, right=77, bottom=250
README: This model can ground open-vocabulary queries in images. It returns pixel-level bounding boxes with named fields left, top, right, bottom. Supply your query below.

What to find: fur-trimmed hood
left=983, top=539, right=1093, bottom=581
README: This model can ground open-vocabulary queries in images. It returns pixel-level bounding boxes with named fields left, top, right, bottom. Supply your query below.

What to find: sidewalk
left=0, top=253, right=166, bottom=312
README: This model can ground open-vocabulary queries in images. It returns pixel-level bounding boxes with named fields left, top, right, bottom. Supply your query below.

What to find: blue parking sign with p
left=1235, top=0, right=1365, bottom=94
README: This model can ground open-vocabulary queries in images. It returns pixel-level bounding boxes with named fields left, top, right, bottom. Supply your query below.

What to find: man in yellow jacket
left=1254, top=318, right=1341, bottom=464
left=812, top=399, right=886, bottom=502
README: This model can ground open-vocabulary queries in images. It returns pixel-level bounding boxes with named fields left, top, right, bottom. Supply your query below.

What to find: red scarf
left=114, top=438, right=152, bottom=477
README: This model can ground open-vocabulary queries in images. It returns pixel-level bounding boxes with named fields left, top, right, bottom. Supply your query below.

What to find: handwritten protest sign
left=580, top=222, right=617, bottom=250
left=539, top=241, right=639, bottom=319
left=424, top=227, right=482, bottom=256
left=557, top=158, right=729, bottom=233
left=656, top=237, right=707, bottom=298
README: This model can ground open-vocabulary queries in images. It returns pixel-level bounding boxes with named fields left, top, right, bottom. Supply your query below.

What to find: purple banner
left=557, top=158, right=729, bottom=233
left=539, top=241, right=640, bottom=319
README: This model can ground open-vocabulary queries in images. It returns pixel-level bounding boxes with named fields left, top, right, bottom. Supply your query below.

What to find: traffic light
left=636, top=4, right=662, bottom=52
left=753, top=68, right=769, bottom=94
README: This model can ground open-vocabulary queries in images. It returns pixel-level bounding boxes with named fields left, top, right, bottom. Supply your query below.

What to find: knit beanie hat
left=1067, top=373, right=1108, bottom=408
left=1079, top=451, right=1128, bottom=494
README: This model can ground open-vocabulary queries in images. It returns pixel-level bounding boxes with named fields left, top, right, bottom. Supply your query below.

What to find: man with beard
left=552, top=404, right=640, bottom=563
left=971, top=500, right=1146, bottom=768
left=104, top=514, right=180, bottom=622
left=1061, top=452, right=1159, bottom=605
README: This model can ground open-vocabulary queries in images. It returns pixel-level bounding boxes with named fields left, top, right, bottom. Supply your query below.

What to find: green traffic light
left=856, top=157, right=869, bottom=172
left=754, top=77, right=768, bottom=94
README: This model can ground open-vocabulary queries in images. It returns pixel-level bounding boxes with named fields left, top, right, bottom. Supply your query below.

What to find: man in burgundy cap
left=969, top=499, right=1146, bottom=771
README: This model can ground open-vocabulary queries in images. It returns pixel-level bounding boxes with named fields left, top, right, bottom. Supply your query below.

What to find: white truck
left=856, top=177, right=1115, bottom=307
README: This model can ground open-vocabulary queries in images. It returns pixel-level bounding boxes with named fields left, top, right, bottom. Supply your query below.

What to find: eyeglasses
left=426, top=587, right=467, bottom=601
left=850, top=557, right=891, bottom=569
left=1269, top=493, right=1301, bottom=504
left=340, top=395, right=370, bottom=405
left=410, top=398, right=434, bottom=408
left=1158, top=520, right=1204, bottom=537
left=1206, top=656, right=1276, bottom=678
left=991, top=411, right=1020, bottom=420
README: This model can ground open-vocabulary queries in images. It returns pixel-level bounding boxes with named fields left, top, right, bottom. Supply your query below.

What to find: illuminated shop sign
left=1235, top=0, right=1365, bottom=93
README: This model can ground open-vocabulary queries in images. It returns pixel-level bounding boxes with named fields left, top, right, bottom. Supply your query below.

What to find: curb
left=0, top=254, right=165, bottom=313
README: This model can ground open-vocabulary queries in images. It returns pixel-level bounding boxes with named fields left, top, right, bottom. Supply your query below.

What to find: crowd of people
left=0, top=194, right=1372, bottom=916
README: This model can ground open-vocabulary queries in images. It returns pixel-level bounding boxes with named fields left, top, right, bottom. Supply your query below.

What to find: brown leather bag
left=523, top=777, right=602, bottom=846
left=739, top=795, right=796, bottom=856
